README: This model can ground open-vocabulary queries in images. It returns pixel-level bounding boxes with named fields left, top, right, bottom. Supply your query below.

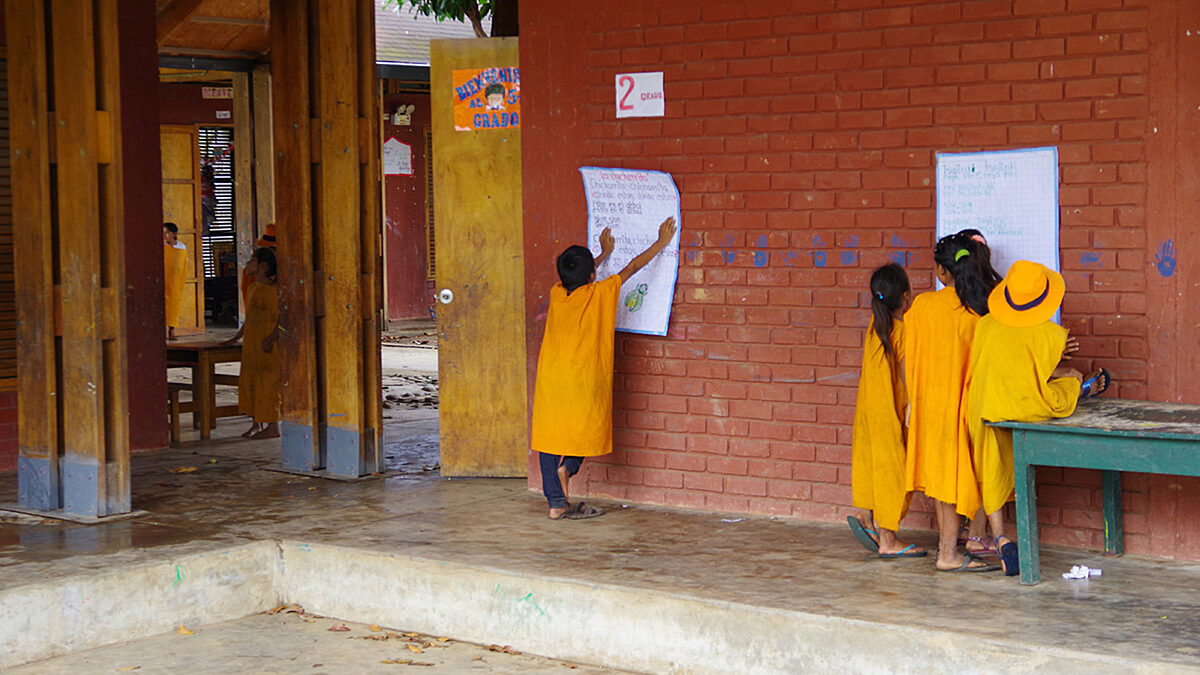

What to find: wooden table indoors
left=166, top=340, right=242, bottom=440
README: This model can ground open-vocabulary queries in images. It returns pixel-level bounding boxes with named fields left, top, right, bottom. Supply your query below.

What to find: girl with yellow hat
left=962, top=259, right=1109, bottom=576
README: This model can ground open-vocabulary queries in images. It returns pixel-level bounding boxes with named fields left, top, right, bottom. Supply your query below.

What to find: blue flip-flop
left=1080, top=368, right=1111, bottom=398
left=996, top=535, right=1020, bottom=577
left=847, top=516, right=879, bottom=553
left=878, top=544, right=927, bottom=559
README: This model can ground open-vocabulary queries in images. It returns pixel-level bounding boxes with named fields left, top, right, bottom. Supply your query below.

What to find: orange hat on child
left=255, top=223, right=277, bottom=248
left=988, top=260, right=1065, bottom=327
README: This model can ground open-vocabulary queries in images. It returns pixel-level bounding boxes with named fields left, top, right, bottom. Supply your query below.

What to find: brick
left=1037, top=98, right=1092, bottom=119
left=1066, top=34, right=1122, bottom=55
left=987, top=62, right=1039, bottom=81
left=1039, top=58, right=1093, bottom=79
left=886, top=67, right=936, bottom=88
left=725, top=476, right=768, bottom=497
left=985, top=104, right=1036, bottom=123
left=705, top=494, right=751, bottom=513
left=728, top=437, right=773, bottom=458
left=909, top=86, right=958, bottom=106
left=1039, top=14, right=1093, bottom=35
left=961, top=42, right=1011, bottom=62
left=684, top=471, right=724, bottom=492
left=1061, top=121, right=1115, bottom=141
left=1013, top=38, right=1065, bottom=59
left=984, top=18, right=1037, bottom=40
left=960, top=83, right=1010, bottom=103
left=1095, top=97, right=1148, bottom=119
left=1095, top=54, right=1147, bottom=75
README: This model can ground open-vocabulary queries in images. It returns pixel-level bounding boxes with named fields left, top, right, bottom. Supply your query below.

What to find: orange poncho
left=964, top=315, right=1079, bottom=514
left=903, top=287, right=981, bottom=517
left=850, top=319, right=912, bottom=531
left=531, top=275, right=622, bottom=457
left=238, top=282, right=280, bottom=423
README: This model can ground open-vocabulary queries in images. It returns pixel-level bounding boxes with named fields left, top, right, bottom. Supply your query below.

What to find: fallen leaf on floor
left=116, top=667, right=141, bottom=672
left=328, top=624, right=351, bottom=632
left=176, top=625, right=194, bottom=635
left=308, top=486, right=318, bottom=490
left=406, top=643, right=424, bottom=654
left=369, top=624, right=382, bottom=632
left=436, top=637, right=450, bottom=642
left=168, top=467, right=198, bottom=474
left=473, top=655, right=484, bottom=661
left=311, top=665, right=323, bottom=668
left=381, top=659, right=412, bottom=665
left=488, top=645, right=520, bottom=655
left=207, top=459, right=218, bottom=464
left=268, top=603, right=304, bottom=615
left=403, top=632, right=420, bottom=637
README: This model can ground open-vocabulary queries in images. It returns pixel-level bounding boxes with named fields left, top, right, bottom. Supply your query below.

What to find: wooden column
left=7, top=0, right=130, bottom=516
left=271, top=0, right=382, bottom=476
left=233, top=71, right=254, bottom=322
left=252, top=64, right=275, bottom=236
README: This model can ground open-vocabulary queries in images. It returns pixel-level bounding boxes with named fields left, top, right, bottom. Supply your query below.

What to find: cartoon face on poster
left=452, top=67, right=521, bottom=132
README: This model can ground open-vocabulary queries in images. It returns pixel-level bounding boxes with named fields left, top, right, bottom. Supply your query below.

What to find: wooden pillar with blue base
left=271, top=0, right=383, bottom=478
left=7, top=0, right=132, bottom=520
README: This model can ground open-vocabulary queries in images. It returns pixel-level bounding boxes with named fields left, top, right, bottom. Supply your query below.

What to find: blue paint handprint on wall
left=1155, top=239, right=1176, bottom=278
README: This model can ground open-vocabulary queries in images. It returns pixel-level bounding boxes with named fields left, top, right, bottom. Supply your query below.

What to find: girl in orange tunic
left=904, top=232, right=1001, bottom=572
left=225, top=248, right=280, bottom=440
left=848, top=263, right=925, bottom=558
left=531, top=217, right=676, bottom=520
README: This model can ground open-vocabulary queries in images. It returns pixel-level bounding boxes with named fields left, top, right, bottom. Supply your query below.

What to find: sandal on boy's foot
left=548, top=503, right=574, bottom=520
left=937, top=553, right=1000, bottom=573
left=878, top=544, right=927, bottom=559
left=846, top=516, right=880, bottom=553
left=563, top=502, right=604, bottom=519
left=996, top=535, right=1020, bottom=577
left=1080, top=368, right=1111, bottom=399
left=964, top=535, right=999, bottom=557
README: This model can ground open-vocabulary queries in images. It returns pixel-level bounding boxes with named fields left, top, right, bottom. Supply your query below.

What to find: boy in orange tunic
left=531, top=217, right=677, bottom=520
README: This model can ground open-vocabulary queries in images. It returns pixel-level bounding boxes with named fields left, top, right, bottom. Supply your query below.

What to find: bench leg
left=1013, top=442, right=1041, bottom=585
left=1102, top=470, right=1124, bottom=556
left=168, top=390, right=181, bottom=447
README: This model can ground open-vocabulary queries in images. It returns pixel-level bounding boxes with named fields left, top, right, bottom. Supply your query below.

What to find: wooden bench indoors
left=991, top=398, right=1200, bottom=585
left=166, top=374, right=241, bottom=446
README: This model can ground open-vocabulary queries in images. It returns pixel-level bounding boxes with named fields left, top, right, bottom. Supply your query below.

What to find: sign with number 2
left=615, top=72, right=665, bottom=119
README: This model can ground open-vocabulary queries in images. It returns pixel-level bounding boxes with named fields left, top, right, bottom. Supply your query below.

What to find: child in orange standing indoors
left=224, top=247, right=281, bottom=440
left=847, top=263, right=926, bottom=558
left=531, top=216, right=677, bottom=520
left=963, top=260, right=1110, bottom=576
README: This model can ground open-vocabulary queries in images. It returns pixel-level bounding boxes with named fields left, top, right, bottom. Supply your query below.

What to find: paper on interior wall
left=383, top=138, right=412, bottom=176
left=580, top=167, right=682, bottom=336
left=936, top=146, right=1060, bottom=278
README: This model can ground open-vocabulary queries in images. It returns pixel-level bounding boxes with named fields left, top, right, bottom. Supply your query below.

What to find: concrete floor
left=3, top=410, right=1200, bottom=672
left=12, top=613, right=627, bottom=674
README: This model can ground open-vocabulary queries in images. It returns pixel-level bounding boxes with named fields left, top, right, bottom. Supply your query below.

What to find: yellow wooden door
left=430, top=38, right=527, bottom=476
left=160, top=125, right=205, bottom=335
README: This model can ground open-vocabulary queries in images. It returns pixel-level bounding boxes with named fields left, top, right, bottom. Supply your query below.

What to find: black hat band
left=1005, top=280, right=1049, bottom=312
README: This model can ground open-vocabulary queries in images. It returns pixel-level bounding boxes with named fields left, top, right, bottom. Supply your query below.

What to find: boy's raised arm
left=617, top=217, right=677, bottom=284
left=594, top=227, right=615, bottom=269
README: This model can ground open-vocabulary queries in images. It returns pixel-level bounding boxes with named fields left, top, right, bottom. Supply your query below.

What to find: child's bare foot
left=937, top=550, right=997, bottom=572
left=548, top=505, right=570, bottom=520
left=877, top=528, right=926, bottom=557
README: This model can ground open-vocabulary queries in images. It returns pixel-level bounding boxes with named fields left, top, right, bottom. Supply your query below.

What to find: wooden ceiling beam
left=157, top=0, right=209, bottom=45
left=190, top=16, right=268, bottom=27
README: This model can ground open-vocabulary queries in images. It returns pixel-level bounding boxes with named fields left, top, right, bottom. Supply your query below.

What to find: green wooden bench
left=991, top=398, right=1200, bottom=585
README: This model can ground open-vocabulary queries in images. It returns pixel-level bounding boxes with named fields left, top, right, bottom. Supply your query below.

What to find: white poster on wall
left=580, top=166, right=681, bottom=336
left=383, top=137, right=413, bottom=176
left=615, top=72, right=665, bottom=119
left=936, top=146, right=1060, bottom=277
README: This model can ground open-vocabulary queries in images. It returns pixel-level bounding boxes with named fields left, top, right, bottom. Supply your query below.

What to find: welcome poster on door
left=451, top=67, right=521, bottom=131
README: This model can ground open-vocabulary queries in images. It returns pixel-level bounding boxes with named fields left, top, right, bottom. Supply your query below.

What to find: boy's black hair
left=870, top=262, right=910, bottom=360
left=556, top=245, right=594, bottom=292
left=934, top=232, right=999, bottom=316
left=253, top=246, right=277, bottom=281
left=163, top=222, right=179, bottom=234
left=484, top=83, right=506, bottom=97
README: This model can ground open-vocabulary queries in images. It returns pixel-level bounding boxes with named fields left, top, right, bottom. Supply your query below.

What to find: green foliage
left=381, top=0, right=493, bottom=37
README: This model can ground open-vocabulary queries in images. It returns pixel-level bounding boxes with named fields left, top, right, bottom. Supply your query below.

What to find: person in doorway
left=963, top=260, right=1109, bottom=576
left=531, top=216, right=677, bottom=520
left=241, top=223, right=277, bottom=306
left=163, top=222, right=188, bottom=341
left=225, top=247, right=281, bottom=439
left=847, top=263, right=925, bottom=559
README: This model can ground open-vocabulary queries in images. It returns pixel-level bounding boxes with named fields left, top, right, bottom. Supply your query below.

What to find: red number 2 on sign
left=618, top=76, right=635, bottom=111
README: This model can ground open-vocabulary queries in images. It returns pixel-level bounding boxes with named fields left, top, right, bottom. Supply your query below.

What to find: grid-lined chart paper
left=580, top=167, right=682, bottom=336
left=936, top=146, right=1060, bottom=277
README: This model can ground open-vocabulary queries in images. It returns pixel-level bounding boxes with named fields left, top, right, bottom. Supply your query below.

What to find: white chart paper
left=383, top=137, right=413, bottom=176
left=580, top=167, right=681, bottom=336
left=936, top=146, right=1060, bottom=277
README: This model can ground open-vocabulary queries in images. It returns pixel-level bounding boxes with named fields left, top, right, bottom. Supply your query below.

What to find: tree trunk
left=490, top=0, right=518, bottom=36
left=463, top=3, right=487, bottom=38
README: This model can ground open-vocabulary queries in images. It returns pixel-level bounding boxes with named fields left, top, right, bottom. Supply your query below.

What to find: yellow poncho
left=851, top=319, right=911, bottom=531
left=903, top=287, right=981, bottom=517
left=238, top=282, right=280, bottom=423
left=964, top=315, right=1079, bottom=514
left=163, top=241, right=188, bottom=328
left=531, top=275, right=622, bottom=457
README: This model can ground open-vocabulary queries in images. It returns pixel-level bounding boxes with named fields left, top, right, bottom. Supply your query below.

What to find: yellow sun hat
left=988, top=260, right=1065, bottom=327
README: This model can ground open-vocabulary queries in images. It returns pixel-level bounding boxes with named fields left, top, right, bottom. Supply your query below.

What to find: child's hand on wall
left=657, top=217, right=677, bottom=244
left=600, top=227, right=614, bottom=257
left=1061, top=334, right=1080, bottom=361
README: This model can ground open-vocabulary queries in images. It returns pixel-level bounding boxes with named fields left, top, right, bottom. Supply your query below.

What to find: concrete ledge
left=278, top=541, right=1174, bottom=675
left=3, top=539, right=1194, bottom=673
left=0, top=540, right=280, bottom=669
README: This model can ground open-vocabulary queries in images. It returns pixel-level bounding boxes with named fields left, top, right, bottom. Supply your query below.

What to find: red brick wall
left=522, top=0, right=1200, bottom=559
left=383, top=92, right=436, bottom=321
